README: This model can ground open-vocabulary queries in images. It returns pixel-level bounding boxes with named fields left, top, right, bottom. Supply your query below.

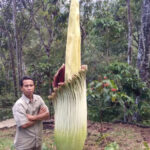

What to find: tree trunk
left=126, top=0, right=132, bottom=65
left=137, top=0, right=150, bottom=85
left=1, top=13, right=18, bottom=97
left=12, top=0, right=21, bottom=89
left=8, top=35, right=18, bottom=98
left=19, top=40, right=23, bottom=78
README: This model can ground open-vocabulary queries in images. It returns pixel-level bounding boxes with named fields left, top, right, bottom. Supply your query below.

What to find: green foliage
left=96, top=133, right=109, bottom=145
left=104, top=142, right=119, bottom=150
left=106, top=62, right=145, bottom=96
left=27, top=56, right=61, bottom=95
left=87, top=78, right=115, bottom=121
left=143, top=141, right=150, bottom=150
left=0, top=62, right=14, bottom=95
left=42, top=142, right=56, bottom=150
left=87, top=76, right=134, bottom=122
left=0, top=94, right=16, bottom=107
left=140, top=101, right=150, bottom=126
left=0, top=0, right=148, bottom=123
left=0, top=138, right=14, bottom=150
left=0, top=94, right=16, bottom=121
left=106, top=62, right=150, bottom=122
left=88, top=1, right=126, bottom=56
left=0, top=109, right=13, bottom=121
left=42, top=143, right=50, bottom=150
left=88, top=62, right=150, bottom=124
left=10, top=144, right=15, bottom=150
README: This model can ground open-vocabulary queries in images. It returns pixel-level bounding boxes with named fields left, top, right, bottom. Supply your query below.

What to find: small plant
left=42, top=143, right=56, bottom=150
left=42, top=143, right=49, bottom=150
left=143, top=141, right=150, bottom=150
left=96, top=133, right=109, bottom=145
left=87, top=62, right=150, bottom=124
left=10, top=144, right=15, bottom=150
left=87, top=76, right=133, bottom=122
left=104, top=142, right=119, bottom=150
left=106, top=62, right=150, bottom=123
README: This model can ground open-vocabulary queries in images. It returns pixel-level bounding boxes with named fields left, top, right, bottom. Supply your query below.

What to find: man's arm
left=23, top=107, right=49, bottom=128
left=13, top=103, right=36, bottom=129
left=27, top=107, right=50, bottom=121
left=21, top=120, right=36, bottom=128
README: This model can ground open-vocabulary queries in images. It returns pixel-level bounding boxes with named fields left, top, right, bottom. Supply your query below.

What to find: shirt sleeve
left=12, top=103, right=28, bottom=127
left=39, top=96, right=49, bottom=113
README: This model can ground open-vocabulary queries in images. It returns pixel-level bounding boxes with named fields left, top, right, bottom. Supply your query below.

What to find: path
left=0, top=118, right=16, bottom=129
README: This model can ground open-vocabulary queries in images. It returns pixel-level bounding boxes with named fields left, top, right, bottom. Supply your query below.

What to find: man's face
left=21, top=79, right=35, bottom=97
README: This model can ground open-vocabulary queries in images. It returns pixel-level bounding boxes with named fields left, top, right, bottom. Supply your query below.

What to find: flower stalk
left=49, top=0, right=87, bottom=149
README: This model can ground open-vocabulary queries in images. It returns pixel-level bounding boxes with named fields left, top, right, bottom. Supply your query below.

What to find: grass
left=0, top=128, right=15, bottom=150
left=0, top=137, right=14, bottom=150
left=42, top=129, right=56, bottom=150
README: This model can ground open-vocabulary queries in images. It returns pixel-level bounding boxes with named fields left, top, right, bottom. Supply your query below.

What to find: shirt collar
left=22, top=94, right=36, bottom=104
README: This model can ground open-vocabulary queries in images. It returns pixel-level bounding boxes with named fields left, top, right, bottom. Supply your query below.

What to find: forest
left=0, top=0, right=150, bottom=149
left=0, top=0, right=150, bottom=123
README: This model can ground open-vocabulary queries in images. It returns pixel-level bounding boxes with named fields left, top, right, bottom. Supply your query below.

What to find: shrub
left=87, top=62, right=150, bottom=124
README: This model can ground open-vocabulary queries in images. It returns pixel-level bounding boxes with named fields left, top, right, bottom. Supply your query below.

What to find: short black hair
left=20, top=76, right=34, bottom=87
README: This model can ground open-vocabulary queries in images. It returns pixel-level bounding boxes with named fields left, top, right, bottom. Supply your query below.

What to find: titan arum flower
left=49, top=0, right=87, bottom=149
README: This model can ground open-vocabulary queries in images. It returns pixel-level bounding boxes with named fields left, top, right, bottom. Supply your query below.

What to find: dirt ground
left=84, top=121, right=150, bottom=150
left=0, top=119, right=150, bottom=150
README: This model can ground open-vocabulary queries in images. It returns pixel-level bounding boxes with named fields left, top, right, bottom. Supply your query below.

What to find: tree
left=22, top=0, right=68, bottom=94
left=126, top=0, right=132, bottom=65
left=137, top=0, right=150, bottom=85
left=0, top=0, right=33, bottom=96
left=0, top=0, right=18, bottom=97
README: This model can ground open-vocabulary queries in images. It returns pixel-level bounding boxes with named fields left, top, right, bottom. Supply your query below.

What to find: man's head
left=20, top=76, right=35, bottom=98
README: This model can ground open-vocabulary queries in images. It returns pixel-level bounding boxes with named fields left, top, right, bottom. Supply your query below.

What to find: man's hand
left=39, top=107, right=47, bottom=114
left=27, top=107, right=47, bottom=121
left=27, top=114, right=37, bottom=121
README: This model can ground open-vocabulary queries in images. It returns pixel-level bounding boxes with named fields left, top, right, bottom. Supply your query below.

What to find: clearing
left=0, top=119, right=150, bottom=150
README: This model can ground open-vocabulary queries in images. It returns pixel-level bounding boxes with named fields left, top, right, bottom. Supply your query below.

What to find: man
left=12, top=76, right=50, bottom=150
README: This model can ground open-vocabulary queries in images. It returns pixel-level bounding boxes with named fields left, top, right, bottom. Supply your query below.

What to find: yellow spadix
left=49, top=0, right=87, bottom=150
left=65, top=0, right=81, bottom=81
